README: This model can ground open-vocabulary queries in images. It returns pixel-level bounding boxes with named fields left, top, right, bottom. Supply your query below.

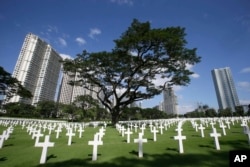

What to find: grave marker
left=151, top=126, right=159, bottom=142
left=35, top=135, right=55, bottom=164
left=88, top=133, right=103, bottom=161
left=66, top=128, right=75, bottom=145
left=124, top=127, right=133, bottom=143
left=174, top=130, right=186, bottom=153
left=210, top=128, right=221, bottom=150
left=134, top=133, right=147, bottom=158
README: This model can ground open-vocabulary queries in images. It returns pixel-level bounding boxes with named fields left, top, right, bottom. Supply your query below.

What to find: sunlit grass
left=0, top=119, right=249, bottom=167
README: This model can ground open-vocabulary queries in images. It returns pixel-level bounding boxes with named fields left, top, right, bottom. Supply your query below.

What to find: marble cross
left=88, top=133, right=103, bottom=161
left=210, top=128, right=221, bottom=150
left=66, top=128, right=75, bottom=145
left=35, top=135, right=55, bottom=164
left=151, top=126, right=159, bottom=142
left=124, top=127, right=133, bottom=143
left=134, top=133, right=147, bottom=158
left=198, top=123, right=205, bottom=138
left=174, top=129, right=186, bottom=153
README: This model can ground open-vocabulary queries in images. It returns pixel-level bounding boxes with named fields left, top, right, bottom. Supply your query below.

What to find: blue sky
left=0, top=0, right=250, bottom=114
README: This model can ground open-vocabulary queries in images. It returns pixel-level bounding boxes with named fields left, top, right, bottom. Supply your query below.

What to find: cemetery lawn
left=0, top=120, right=250, bottom=167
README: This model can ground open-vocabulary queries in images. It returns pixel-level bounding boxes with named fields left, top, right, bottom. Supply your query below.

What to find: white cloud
left=110, top=0, right=133, bottom=6
left=76, top=37, right=86, bottom=46
left=238, top=81, right=250, bottom=91
left=60, top=53, right=73, bottom=60
left=191, top=73, right=200, bottom=78
left=186, top=64, right=200, bottom=78
left=240, top=67, right=250, bottom=73
left=47, top=25, right=58, bottom=33
left=58, top=37, right=67, bottom=47
left=88, top=28, right=101, bottom=39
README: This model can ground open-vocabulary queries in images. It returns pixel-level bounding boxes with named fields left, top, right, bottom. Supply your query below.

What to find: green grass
left=0, top=119, right=250, bottom=167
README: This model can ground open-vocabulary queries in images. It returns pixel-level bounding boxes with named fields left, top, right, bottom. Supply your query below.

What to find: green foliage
left=36, top=101, right=58, bottom=118
left=218, top=108, right=232, bottom=117
left=234, top=106, right=244, bottom=116
left=4, top=102, right=37, bottom=117
left=62, top=19, right=201, bottom=124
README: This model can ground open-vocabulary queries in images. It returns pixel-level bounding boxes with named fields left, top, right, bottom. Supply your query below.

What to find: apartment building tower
left=10, top=33, right=62, bottom=105
left=211, top=67, right=240, bottom=112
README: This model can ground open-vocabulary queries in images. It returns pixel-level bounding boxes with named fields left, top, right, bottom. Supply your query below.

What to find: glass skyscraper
left=211, top=67, right=240, bottom=112
left=10, top=33, right=62, bottom=105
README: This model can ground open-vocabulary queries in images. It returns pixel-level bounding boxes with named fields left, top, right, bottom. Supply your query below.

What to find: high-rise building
left=162, top=87, right=178, bottom=115
left=211, top=67, right=240, bottom=112
left=58, top=72, right=100, bottom=105
left=10, top=33, right=62, bottom=105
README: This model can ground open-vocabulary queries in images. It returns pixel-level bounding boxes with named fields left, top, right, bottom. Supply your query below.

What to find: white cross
left=134, top=133, right=147, bottom=158
left=78, top=127, right=85, bottom=138
left=0, top=130, right=9, bottom=148
left=174, top=131, right=186, bottom=153
left=225, top=120, right=231, bottom=129
left=158, top=124, right=164, bottom=135
left=210, top=122, right=216, bottom=129
left=98, top=128, right=105, bottom=141
left=210, top=128, right=221, bottom=150
left=88, top=133, right=103, bottom=161
left=124, top=127, right=133, bottom=143
left=35, top=135, right=55, bottom=164
left=194, top=122, right=198, bottom=132
left=66, top=128, right=75, bottom=146
left=47, top=125, right=54, bottom=135
left=55, top=127, right=62, bottom=139
left=198, top=124, right=205, bottom=138
left=140, top=125, right=146, bottom=136
left=220, top=123, right=227, bottom=136
left=242, top=125, right=250, bottom=145
left=121, top=126, right=126, bottom=137
left=134, top=124, right=138, bottom=133
left=151, top=126, right=159, bottom=142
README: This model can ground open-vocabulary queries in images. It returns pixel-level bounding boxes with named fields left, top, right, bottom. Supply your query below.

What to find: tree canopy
left=62, top=19, right=201, bottom=124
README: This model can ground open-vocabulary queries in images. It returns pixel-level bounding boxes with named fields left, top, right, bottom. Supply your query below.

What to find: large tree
left=62, top=19, right=201, bottom=124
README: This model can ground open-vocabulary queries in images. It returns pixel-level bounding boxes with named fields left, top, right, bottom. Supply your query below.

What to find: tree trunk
left=111, top=110, right=120, bottom=125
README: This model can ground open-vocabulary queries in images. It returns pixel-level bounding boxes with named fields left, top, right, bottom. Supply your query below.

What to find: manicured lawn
left=0, top=118, right=249, bottom=167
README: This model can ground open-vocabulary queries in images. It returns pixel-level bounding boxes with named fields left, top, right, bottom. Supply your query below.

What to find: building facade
left=211, top=67, right=240, bottom=112
left=10, top=33, right=62, bottom=105
left=58, top=72, right=100, bottom=105
left=162, top=87, right=178, bottom=115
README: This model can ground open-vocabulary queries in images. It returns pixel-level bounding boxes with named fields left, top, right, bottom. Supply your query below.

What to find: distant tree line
left=1, top=99, right=174, bottom=122
left=184, top=104, right=250, bottom=118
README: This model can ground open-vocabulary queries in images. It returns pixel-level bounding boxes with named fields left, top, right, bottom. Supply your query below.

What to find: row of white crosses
left=0, top=117, right=250, bottom=163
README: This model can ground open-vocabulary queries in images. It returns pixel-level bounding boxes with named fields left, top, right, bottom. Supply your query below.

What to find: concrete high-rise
left=162, top=87, right=178, bottom=115
left=58, top=71, right=100, bottom=105
left=211, top=67, right=240, bottom=112
left=10, top=33, right=62, bottom=105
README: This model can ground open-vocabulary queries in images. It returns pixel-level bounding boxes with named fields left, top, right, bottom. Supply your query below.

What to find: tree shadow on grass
left=35, top=150, right=232, bottom=167
left=0, top=157, right=7, bottom=161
